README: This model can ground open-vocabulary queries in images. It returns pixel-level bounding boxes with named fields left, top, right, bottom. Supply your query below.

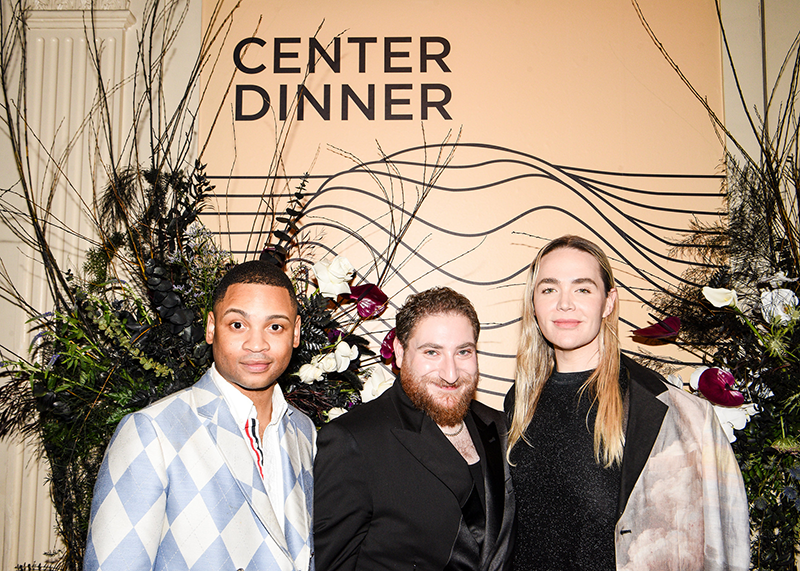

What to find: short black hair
left=212, top=260, right=298, bottom=314
left=395, top=287, right=480, bottom=348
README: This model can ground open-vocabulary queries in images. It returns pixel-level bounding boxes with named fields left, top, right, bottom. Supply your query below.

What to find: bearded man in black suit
left=314, top=287, right=515, bottom=571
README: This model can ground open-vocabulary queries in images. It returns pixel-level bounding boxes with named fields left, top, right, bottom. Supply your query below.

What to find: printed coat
left=83, top=370, right=315, bottom=571
left=616, top=356, right=750, bottom=571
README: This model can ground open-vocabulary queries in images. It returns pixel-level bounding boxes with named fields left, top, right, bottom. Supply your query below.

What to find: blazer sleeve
left=313, top=421, right=373, bottom=571
left=83, top=412, right=167, bottom=571
left=702, top=405, right=751, bottom=571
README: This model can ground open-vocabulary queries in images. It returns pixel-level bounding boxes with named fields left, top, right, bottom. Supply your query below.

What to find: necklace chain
left=440, top=421, right=465, bottom=437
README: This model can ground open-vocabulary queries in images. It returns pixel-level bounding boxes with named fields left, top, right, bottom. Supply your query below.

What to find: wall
left=197, top=0, right=727, bottom=403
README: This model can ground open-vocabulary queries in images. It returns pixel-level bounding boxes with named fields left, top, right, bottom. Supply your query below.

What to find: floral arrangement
left=638, top=280, right=800, bottom=442
left=630, top=4, right=800, bottom=565
left=637, top=167, right=800, bottom=568
left=277, top=253, right=397, bottom=426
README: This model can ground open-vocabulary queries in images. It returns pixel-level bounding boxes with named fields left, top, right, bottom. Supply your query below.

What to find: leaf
left=274, top=230, right=292, bottom=243
left=770, top=437, right=800, bottom=455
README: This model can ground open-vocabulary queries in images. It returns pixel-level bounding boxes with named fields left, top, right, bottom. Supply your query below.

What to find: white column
left=0, top=1, right=134, bottom=568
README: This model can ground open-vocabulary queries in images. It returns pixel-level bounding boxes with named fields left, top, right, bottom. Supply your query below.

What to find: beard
left=400, top=368, right=479, bottom=427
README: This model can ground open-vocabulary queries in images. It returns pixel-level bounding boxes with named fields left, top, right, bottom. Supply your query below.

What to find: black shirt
left=506, top=370, right=620, bottom=571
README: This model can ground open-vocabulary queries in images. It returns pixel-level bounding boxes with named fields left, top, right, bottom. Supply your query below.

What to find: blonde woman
left=504, top=235, right=749, bottom=571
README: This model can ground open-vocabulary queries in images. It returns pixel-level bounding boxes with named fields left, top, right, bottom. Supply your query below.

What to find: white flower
left=712, top=403, right=759, bottom=442
left=313, top=255, right=355, bottom=298
left=702, top=286, right=739, bottom=309
left=765, top=270, right=798, bottom=289
left=326, top=407, right=348, bottom=420
left=688, top=366, right=708, bottom=390
left=318, top=353, right=339, bottom=373
left=760, top=288, right=799, bottom=325
left=297, top=360, right=324, bottom=384
left=333, top=341, right=359, bottom=372
left=296, top=353, right=338, bottom=384
left=360, top=366, right=395, bottom=403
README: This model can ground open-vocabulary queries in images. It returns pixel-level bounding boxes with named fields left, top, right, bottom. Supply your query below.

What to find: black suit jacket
left=314, top=379, right=515, bottom=571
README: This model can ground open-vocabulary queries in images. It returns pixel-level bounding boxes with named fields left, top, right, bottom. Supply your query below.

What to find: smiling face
left=206, top=282, right=301, bottom=398
left=533, top=247, right=617, bottom=372
left=394, top=312, right=479, bottom=427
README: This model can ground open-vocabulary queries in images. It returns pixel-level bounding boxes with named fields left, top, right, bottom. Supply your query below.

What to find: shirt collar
left=210, top=363, right=289, bottom=428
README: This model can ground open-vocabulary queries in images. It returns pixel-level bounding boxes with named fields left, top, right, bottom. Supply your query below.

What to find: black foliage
left=260, top=174, right=309, bottom=269
left=0, top=161, right=222, bottom=571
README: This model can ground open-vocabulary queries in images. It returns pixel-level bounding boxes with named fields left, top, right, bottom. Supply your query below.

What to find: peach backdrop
left=196, top=0, right=725, bottom=407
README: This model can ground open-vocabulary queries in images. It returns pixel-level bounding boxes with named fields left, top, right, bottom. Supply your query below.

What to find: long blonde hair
left=507, top=235, right=623, bottom=468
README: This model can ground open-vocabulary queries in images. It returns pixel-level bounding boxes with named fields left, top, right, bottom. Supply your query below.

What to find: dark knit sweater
left=505, top=370, right=620, bottom=571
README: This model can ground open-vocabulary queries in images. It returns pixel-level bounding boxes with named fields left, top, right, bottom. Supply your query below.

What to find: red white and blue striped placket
left=244, top=418, right=264, bottom=480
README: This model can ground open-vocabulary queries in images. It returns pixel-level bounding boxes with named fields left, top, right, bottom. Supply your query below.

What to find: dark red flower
left=381, top=329, right=396, bottom=363
left=632, top=316, right=681, bottom=339
left=697, top=368, right=745, bottom=407
left=346, top=284, right=388, bottom=318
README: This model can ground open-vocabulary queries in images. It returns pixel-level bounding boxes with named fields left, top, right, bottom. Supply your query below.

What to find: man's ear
left=393, top=337, right=404, bottom=364
left=293, top=314, right=301, bottom=348
left=205, top=311, right=216, bottom=345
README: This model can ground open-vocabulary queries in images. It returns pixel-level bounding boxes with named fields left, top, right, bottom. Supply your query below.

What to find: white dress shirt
left=210, top=363, right=288, bottom=532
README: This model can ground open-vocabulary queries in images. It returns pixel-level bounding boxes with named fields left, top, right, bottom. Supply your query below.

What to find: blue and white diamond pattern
left=84, top=372, right=315, bottom=571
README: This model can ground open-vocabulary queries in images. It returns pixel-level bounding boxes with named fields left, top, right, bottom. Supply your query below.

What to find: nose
left=557, top=290, right=574, bottom=311
left=440, top=355, right=459, bottom=385
left=243, top=329, right=270, bottom=352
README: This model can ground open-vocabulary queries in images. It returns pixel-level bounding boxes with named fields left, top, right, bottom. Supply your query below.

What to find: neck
left=439, top=420, right=479, bottom=464
left=554, top=344, right=600, bottom=373
left=234, top=384, right=275, bottom=438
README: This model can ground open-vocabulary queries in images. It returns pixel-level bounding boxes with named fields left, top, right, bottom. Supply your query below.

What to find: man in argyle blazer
left=84, top=261, right=315, bottom=571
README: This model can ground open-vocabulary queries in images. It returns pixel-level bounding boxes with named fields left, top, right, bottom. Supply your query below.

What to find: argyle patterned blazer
left=84, top=370, right=315, bottom=571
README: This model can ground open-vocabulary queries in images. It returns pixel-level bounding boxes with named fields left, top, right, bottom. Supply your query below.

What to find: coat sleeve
left=702, top=407, right=751, bottom=571
left=313, top=421, right=373, bottom=571
left=83, top=412, right=167, bottom=571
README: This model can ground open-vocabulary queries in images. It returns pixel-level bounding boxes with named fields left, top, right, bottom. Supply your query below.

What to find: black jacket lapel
left=389, top=381, right=474, bottom=506
left=469, top=408, right=504, bottom=568
left=617, top=355, right=669, bottom=518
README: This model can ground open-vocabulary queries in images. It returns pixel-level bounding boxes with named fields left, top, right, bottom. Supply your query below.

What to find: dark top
left=505, top=370, right=620, bottom=571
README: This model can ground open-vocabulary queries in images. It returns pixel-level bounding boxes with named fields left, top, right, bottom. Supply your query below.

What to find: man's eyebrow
left=221, top=308, right=292, bottom=321
left=222, top=308, right=248, bottom=318
left=417, top=341, right=476, bottom=350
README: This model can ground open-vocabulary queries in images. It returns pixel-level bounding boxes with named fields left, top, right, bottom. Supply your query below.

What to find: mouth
left=553, top=319, right=581, bottom=328
left=430, top=378, right=466, bottom=391
left=434, top=384, right=461, bottom=391
left=240, top=360, right=272, bottom=373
